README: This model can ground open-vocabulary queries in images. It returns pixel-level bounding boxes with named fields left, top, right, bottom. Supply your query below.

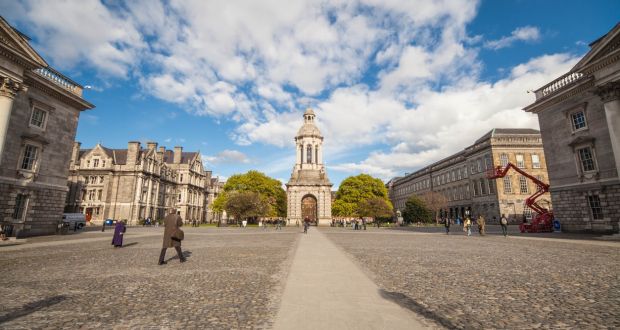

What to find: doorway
left=301, top=195, right=317, bottom=225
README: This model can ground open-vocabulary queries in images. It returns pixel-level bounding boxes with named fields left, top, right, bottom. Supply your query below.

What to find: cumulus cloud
left=1, top=1, right=580, bottom=183
left=484, top=26, right=541, bottom=50
left=204, top=150, right=250, bottom=165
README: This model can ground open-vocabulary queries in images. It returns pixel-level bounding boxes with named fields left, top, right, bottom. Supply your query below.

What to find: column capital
left=595, top=81, right=620, bottom=103
left=0, top=77, right=27, bottom=98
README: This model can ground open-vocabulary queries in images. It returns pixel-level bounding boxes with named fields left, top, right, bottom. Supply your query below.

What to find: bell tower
left=286, top=108, right=332, bottom=225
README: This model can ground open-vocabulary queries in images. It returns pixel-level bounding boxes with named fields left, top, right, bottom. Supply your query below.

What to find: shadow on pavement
left=379, top=289, right=457, bottom=329
left=0, top=295, right=67, bottom=324
left=122, top=242, right=139, bottom=248
left=164, top=250, right=192, bottom=262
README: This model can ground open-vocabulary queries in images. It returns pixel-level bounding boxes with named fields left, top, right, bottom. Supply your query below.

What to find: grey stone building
left=66, top=141, right=217, bottom=225
left=0, top=17, right=94, bottom=237
left=388, top=129, right=551, bottom=223
left=286, top=108, right=332, bottom=225
left=523, top=23, right=620, bottom=233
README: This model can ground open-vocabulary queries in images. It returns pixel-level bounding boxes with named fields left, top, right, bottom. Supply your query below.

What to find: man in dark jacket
left=158, top=210, right=186, bottom=265
left=444, top=217, right=451, bottom=235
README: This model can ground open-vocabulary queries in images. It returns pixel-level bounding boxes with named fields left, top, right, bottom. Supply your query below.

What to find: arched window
left=307, top=145, right=313, bottom=163
left=315, top=146, right=319, bottom=164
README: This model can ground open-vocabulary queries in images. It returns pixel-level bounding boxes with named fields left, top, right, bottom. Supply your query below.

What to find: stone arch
left=301, top=194, right=318, bottom=224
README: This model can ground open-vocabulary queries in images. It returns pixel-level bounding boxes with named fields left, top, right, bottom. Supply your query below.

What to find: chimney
left=173, top=146, right=183, bottom=164
left=159, top=146, right=165, bottom=154
left=127, top=141, right=141, bottom=165
left=146, top=141, right=157, bottom=151
left=71, top=142, right=81, bottom=165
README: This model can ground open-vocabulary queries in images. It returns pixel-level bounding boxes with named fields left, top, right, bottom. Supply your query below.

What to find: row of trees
left=209, top=170, right=446, bottom=225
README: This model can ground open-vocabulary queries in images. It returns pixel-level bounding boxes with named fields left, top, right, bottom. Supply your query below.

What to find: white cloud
left=204, top=150, right=250, bottom=165
left=484, top=26, right=541, bottom=50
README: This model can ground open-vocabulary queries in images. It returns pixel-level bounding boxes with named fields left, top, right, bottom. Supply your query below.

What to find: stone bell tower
left=286, top=108, right=332, bottom=225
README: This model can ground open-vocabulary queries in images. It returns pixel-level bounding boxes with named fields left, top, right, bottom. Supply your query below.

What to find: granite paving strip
left=324, top=228, right=620, bottom=329
left=273, top=228, right=429, bottom=330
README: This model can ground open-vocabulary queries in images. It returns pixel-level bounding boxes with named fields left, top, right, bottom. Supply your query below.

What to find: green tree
left=356, top=197, right=393, bottom=226
left=225, top=191, right=269, bottom=223
left=212, top=170, right=287, bottom=218
left=333, top=174, right=390, bottom=217
left=402, top=195, right=433, bottom=224
left=332, top=199, right=355, bottom=217
left=419, top=191, right=448, bottom=223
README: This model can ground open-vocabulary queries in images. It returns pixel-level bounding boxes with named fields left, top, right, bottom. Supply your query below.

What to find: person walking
left=303, top=217, right=309, bottom=234
left=444, top=217, right=451, bottom=235
left=477, top=215, right=486, bottom=236
left=500, top=214, right=509, bottom=237
left=112, top=220, right=126, bottom=247
left=158, top=210, right=186, bottom=265
left=361, top=217, right=367, bottom=230
left=276, top=219, right=282, bottom=230
left=464, top=216, right=472, bottom=236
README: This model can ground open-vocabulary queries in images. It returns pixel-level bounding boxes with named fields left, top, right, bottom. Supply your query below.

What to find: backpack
left=501, top=217, right=508, bottom=225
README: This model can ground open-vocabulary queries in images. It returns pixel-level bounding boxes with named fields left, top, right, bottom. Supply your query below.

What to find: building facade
left=388, top=129, right=551, bottom=223
left=66, top=141, right=216, bottom=225
left=286, top=108, right=332, bottom=225
left=0, top=17, right=94, bottom=237
left=523, top=23, right=620, bottom=233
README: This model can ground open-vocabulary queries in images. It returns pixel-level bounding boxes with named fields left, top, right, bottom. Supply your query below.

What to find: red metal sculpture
left=487, top=163, right=554, bottom=233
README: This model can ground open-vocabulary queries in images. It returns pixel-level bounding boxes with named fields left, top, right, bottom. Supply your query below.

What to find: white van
left=62, top=213, right=86, bottom=230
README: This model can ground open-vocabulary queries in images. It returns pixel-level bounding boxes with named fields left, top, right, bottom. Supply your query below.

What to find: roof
left=304, top=108, right=315, bottom=116
left=296, top=123, right=322, bottom=137
left=475, top=128, right=540, bottom=144
left=79, top=146, right=199, bottom=165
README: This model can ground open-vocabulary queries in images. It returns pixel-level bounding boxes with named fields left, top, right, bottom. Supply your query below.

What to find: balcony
left=33, top=67, right=83, bottom=97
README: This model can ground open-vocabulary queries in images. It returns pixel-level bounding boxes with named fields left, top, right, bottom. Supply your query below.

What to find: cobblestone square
left=1, top=226, right=619, bottom=329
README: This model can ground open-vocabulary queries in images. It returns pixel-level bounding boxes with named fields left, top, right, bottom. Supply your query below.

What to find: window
left=500, top=154, right=509, bottom=167
left=93, top=159, right=99, bottom=167
left=307, top=145, right=313, bottom=164
left=516, top=154, right=525, bottom=168
left=480, top=179, right=487, bottom=195
left=577, top=147, right=596, bottom=172
left=503, top=176, right=512, bottom=193
left=484, top=155, right=492, bottom=170
left=20, top=145, right=38, bottom=171
left=451, top=170, right=455, bottom=181
left=587, top=195, right=604, bottom=220
left=12, top=194, right=28, bottom=220
left=488, top=179, right=496, bottom=194
left=87, top=160, right=90, bottom=168
left=30, top=108, right=47, bottom=129
left=519, top=176, right=529, bottom=194
left=100, top=176, right=104, bottom=183
left=477, top=159, right=482, bottom=172
left=102, top=160, right=106, bottom=167
left=571, top=111, right=587, bottom=131
left=315, top=147, right=318, bottom=164
left=180, top=174, right=184, bottom=183
left=97, top=190, right=102, bottom=201
left=531, top=154, right=541, bottom=168
left=472, top=182, right=479, bottom=196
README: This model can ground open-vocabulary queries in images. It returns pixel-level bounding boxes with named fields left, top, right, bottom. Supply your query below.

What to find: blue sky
left=2, top=0, right=619, bottom=188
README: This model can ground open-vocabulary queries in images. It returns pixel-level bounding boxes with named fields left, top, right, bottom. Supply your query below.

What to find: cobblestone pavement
left=323, top=228, right=620, bottom=329
left=1, top=227, right=299, bottom=329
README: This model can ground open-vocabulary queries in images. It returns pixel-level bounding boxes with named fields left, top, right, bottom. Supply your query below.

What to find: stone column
left=0, top=77, right=27, bottom=165
left=597, top=82, right=620, bottom=177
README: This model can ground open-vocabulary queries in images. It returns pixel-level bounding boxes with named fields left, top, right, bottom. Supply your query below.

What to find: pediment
left=0, top=17, right=47, bottom=68
left=572, top=23, right=620, bottom=72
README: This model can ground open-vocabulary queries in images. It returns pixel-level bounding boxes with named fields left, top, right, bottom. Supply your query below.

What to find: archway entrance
left=301, top=195, right=317, bottom=225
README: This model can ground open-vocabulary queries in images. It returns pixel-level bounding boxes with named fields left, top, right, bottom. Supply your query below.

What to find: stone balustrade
left=33, top=67, right=83, bottom=97
left=535, top=72, right=585, bottom=100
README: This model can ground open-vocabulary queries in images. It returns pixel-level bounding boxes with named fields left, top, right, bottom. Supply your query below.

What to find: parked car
left=62, top=213, right=86, bottom=230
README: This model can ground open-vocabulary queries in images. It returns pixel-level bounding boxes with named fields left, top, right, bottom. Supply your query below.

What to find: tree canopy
left=356, top=197, right=393, bottom=219
left=212, top=170, right=286, bottom=218
left=225, top=191, right=269, bottom=222
left=332, top=174, right=392, bottom=217
left=402, top=195, right=433, bottom=224
left=419, top=191, right=448, bottom=223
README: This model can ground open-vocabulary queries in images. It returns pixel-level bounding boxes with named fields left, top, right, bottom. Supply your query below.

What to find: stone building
left=66, top=141, right=216, bottom=225
left=0, top=17, right=94, bottom=237
left=523, top=23, right=620, bottom=233
left=286, top=108, right=332, bottom=225
left=388, top=129, right=551, bottom=223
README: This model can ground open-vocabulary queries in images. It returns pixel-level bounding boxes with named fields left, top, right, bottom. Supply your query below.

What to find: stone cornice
left=595, top=81, right=620, bottom=103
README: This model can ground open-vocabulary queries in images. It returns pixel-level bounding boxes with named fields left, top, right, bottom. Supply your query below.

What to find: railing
left=535, top=72, right=586, bottom=100
left=33, top=67, right=83, bottom=96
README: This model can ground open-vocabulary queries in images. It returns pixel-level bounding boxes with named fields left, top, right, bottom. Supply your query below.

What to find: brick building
left=66, top=141, right=218, bottom=225
left=0, top=17, right=94, bottom=237
left=388, top=129, right=551, bottom=223
left=523, top=23, right=620, bottom=233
